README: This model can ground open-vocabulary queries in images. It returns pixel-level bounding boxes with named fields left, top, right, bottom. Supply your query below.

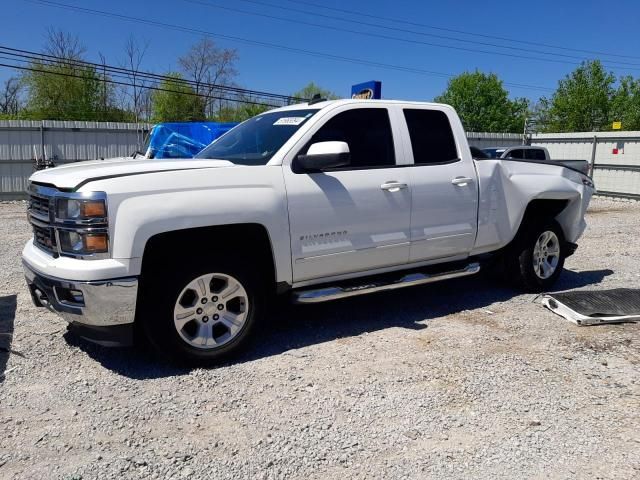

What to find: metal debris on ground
left=542, top=288, right=640, bottom=325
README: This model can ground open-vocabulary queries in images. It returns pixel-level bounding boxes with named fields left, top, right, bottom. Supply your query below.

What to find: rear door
left=283, top=105, right=411, bottom=283
left=399, top=107, right=479, bottom=262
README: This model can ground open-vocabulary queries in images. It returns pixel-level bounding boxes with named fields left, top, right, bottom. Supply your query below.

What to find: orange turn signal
left=81, top=201, right=106, bottom=218
left=84, top=234, right=108, bottom=252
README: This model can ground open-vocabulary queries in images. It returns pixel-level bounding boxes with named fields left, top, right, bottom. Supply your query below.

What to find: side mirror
left=296, top=141, right=351, bottom=172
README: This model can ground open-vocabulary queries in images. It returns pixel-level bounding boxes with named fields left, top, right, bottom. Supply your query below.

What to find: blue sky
left=2, top=0, right=640, bottom=102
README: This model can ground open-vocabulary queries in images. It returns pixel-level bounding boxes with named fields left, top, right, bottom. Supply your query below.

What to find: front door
left=283, top=106, right=412, bottom=283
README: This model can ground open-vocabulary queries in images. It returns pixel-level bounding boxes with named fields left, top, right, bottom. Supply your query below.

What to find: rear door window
left=507, top=149, right=525, bottom=159
left=403, top=109, right=458, bottom=165
left=527, top=149, right=547, bottom=160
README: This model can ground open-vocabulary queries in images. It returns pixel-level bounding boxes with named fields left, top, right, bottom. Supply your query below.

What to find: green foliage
left=150, top=73, right=205, bottom=122
left=213, top=102, right=271, bottom=122
left=22, top=61, right=109, bottom=121
left=539, top=60, right=616, bottom=132
left=610, top=75, right=640, bottom=131
left=434, top=71, right=528, bottom=133
left=292, top=82, right=340, bottom=101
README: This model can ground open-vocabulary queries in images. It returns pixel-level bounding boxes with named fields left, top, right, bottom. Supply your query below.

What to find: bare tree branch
left=43, top=27, right=86, bottom=61
left=178, top=38, right=238, bottom=118
left=121, top=35, right=150, bottom=122
left=0, top=77, right=23, bottom=115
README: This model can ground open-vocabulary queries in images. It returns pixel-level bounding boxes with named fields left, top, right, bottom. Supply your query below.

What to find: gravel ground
left=1, top=197, right=639, bottom=479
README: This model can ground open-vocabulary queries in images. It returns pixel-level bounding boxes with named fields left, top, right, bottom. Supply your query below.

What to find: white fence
left=1, top=121, right=639, bottom=199
left=532, top=132, right=640, bottom=199
left=469, top=131, right=640, bottom=199
left=0, top=120, right=149, bottom=199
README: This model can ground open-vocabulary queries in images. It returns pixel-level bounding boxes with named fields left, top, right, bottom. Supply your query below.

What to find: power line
left=201, top=0, right=640, bottom=69
left=0, top=54, right=285, bottom=107
left=25, top=0, right=555, bottom=93
left=284, top=0, right=640, bottom=61
left=0, top=60, right=284, bottom=108
left=0, top=45, right=302, bottom=104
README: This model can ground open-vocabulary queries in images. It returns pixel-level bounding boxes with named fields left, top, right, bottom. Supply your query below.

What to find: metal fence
left=1, top=121, right=639, bottom=200
left=532, top=131, right=640, bottom=200
left=468, top=131, right=640, bottom=200
left=0, top=120, right=149, bottom=199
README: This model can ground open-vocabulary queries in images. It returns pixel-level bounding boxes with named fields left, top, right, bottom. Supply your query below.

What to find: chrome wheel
left=173, top=273, right=249, bottom=350
left=532, top=230, right=560, bottom=280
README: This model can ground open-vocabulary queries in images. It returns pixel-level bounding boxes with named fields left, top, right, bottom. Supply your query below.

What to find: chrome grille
left=28, top=193, right=51, bottom=220
left=33, top=223, right=57, bottom=253
left=28, top=184, right=58, bottom=256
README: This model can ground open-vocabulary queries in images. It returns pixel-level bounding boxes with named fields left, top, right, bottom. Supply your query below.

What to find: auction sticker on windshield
left=273, top=117, right=307, bottom=126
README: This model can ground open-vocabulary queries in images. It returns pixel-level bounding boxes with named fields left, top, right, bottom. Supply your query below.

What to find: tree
left=292, top=82, right=339, bottom=101
left=434, top=71, right=528, bottom=133
left=20, top=28, right=114, bottom=121
left=540, top=60, right=615, bottom=132
left=42, top=27, right=85, bottom=60
left=0, top=77, right=23, bottom=117
left=151, top=73, right=205, bottom=122
left=213, top=101, right=270, bottom=122
left=610, top=75, right=640, bottom=131
left=179, top=38, right=238, bottom=118
left=122, top=35, right=150, bottom=122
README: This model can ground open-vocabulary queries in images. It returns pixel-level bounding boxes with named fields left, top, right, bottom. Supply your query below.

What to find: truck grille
left=33, top=223, right=57, bottom=253
left=28, top=184, right=58, bottom=256
left=29, top=193, right=51, bottom=220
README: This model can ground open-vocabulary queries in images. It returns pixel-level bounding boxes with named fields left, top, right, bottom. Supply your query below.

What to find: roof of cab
left=268, top=98, right=454, bottom=113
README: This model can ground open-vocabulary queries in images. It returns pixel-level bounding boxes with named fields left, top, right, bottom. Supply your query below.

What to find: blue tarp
left=146, top=122, right=238, bottom=159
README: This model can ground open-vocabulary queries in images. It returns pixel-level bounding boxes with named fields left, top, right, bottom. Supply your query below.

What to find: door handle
left=451, top=176, right=473, bottom=187
left=381, top=181, right=408, bottom=192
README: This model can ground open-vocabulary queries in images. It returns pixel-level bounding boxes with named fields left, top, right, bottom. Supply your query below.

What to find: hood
left=29, top=157, right=237, bottom=190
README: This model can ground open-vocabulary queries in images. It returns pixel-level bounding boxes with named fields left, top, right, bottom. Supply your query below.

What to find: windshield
left=195, top=109, right=318, bottom=165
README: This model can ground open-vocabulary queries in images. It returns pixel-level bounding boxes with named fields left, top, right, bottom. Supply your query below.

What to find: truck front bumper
left=23, top=261, right=138, bottom=347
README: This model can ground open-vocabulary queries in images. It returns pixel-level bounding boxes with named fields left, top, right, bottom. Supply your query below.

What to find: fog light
left=55, top=286, right=85, bottom=306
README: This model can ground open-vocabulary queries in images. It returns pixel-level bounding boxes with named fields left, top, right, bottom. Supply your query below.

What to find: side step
left=292, top=262, right=480, bottom=304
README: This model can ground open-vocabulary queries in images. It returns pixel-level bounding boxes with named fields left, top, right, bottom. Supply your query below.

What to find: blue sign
left=351, top=81, right=382, bottom=100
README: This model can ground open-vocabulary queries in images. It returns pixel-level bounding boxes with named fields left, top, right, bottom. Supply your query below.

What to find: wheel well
left=523, top=199, right=569, bottom=222
left=141, top=223, right=277, bottom=290
left=517, top=199, right=569, bottom=237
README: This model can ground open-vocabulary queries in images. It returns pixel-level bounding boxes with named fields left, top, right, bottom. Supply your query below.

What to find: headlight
left=58, top=230, right=109, bottom=255
left=56, top=198, right=107, bottom=221
left=46, top=192, right=109, bottom=259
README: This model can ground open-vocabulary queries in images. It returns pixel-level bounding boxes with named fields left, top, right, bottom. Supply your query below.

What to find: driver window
left=309, top=108, right=395, bottom=169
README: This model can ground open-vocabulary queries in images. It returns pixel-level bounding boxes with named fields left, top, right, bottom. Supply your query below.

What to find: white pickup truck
left=22, top=99, right=594, bottom=364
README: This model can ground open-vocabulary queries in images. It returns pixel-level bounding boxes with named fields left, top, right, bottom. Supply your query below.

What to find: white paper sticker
left=274, top=117, right=306, bottom=126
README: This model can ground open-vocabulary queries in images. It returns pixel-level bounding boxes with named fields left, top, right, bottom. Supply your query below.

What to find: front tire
left=139, top=256, right=265, bottom=366
left=505, top=221, right=566, bottom=292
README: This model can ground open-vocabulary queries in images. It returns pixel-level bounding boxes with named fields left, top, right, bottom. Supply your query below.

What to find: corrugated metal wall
left=466, top=132, right=522, bottom=149
left=532, top=131, right=640, bottom=198
left=0, top=120, right=149, bottom=199
left=1, top=122, right=639, bottom=199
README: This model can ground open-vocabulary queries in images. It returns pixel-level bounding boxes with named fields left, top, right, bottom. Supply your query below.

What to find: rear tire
left=139, top=253, right=265, bottom=366
left=505, top=220, right=565, bottom=292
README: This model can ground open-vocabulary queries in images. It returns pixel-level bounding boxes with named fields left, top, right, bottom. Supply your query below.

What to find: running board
left=292, top=262, right=480, bottom=304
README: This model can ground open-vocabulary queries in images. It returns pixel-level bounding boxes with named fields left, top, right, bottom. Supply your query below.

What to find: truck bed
left=474, top=156, right=590, bottom=176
